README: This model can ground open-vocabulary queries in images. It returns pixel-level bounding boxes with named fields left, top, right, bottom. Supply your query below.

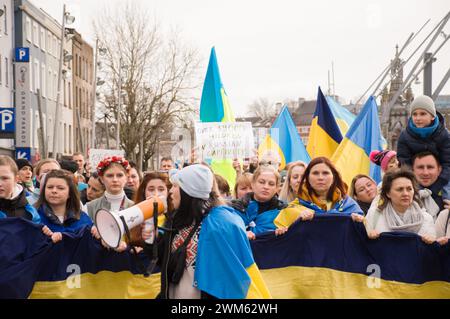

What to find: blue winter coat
left=37, top=205, right=93, bottom=233
left=397, top=112, right=450, bottom=183
left=228, top=193, right=287, bottom=235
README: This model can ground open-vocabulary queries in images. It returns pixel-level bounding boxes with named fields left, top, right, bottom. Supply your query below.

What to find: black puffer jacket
left=397, top=112, right=450, bottom=182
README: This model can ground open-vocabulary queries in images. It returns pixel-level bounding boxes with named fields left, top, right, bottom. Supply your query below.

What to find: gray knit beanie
left=410, top=95, right=436, bottom=117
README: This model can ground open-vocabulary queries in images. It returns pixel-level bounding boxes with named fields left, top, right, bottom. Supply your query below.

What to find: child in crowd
left=369, top=149, right=399, bottom=175
left=396, top=95, right=450, bottom=199
left=0, top=156, right=39, bottom=223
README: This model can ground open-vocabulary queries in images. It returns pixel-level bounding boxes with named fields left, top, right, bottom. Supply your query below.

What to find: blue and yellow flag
left=252, top=214, right=450, bottom=298
left=325, top=95, right=356, bottom=136
left=258, top=106, right=310, bottom=170
left=307, top=87, right=343, bottom=159
left=2, top=216, right=449, bottom=298
left=195, top=206, right=271, bottom=299
left=199, top=47, right=236, bottom=189
left=331, top=96, right=384, bottom=185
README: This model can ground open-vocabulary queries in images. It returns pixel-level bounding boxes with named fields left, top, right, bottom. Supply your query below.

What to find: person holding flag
left=274, top=157, right=363, bottom=230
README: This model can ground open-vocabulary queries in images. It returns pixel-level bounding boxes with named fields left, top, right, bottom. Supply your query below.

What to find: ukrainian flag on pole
left=331, top=96, right=384, bottom=185
left=258, top=105, right=310, bottom=170
left=306, top=87, right=343, bottom=159
left=325, top=95, right=356, bottom=137
left=199, top=47, right=236, bottom=188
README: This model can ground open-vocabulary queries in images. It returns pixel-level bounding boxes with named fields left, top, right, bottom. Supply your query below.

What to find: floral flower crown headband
left=96, top=156, right=130, bottom=176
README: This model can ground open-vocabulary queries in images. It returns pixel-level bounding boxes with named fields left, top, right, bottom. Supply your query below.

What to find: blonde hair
left=34, top=158, right=61, bottom=176
left=233, top=173, right=253, bottom=199
left=0, top=155, right=18, bottom=175
left=252, top=165, right=281, bottom=186
left=279, top=161, right=307, bottom=202
left=349, top=174, right=376, bottom=199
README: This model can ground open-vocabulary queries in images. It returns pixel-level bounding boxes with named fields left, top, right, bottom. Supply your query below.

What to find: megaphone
left=95, top=197, right=165, bottom=249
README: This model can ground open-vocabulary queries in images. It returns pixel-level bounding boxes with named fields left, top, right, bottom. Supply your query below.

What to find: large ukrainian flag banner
left=331, top=96, right=383, bottom=185
left=1, top=216, right=450, bottom=299
left=199, top=47, right=236, bottom=189
left=307, top=87, right=343, bottom=159
left=251, top=214, right=450, bottom=299
left=258, top=105, right=310, bottom=170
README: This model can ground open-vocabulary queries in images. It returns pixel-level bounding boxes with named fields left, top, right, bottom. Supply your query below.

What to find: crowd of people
left=1, top=95, right=450, bottom=298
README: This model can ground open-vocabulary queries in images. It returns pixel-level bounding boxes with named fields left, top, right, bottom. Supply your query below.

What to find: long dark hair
left=299, top=157, right=347, bottom=201
left=170, top=179, right=222, bottom=230
left=35, top=169, right=81, bottom=216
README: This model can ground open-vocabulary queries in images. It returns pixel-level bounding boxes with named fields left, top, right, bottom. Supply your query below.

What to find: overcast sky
left=31, top=0, right=450, bottom=116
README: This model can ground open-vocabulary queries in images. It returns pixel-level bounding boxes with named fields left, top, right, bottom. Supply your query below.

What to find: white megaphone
left=95, top=197, right=165, bottom=249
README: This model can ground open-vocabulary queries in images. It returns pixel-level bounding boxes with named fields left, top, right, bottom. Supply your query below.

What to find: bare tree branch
left=93, top=1, right=201, bottom=168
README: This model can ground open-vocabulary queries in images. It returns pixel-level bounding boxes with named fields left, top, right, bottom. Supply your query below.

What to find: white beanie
left=169, top=164, right=213, bottom=200
left=410, top=95, right=436, bottom=117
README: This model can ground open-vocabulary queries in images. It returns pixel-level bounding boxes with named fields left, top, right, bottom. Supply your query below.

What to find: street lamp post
left=52, top=5, right=74, bottom=158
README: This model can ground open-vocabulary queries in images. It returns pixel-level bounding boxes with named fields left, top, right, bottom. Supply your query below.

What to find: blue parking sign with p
left=15, top=47, right=30, bottom=63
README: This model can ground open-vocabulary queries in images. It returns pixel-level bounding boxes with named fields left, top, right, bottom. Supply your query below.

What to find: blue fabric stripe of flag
left=271, top=106, right=310, bottom=164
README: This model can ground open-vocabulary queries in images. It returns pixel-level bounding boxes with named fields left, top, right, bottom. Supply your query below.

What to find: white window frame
left=3, top=5, right=7, bottom=35
left=40, top=27, right=45, bottom=52
left=29, top=56, right=33, bottom=92
left=5, top=57, right=8, bottom=87
left=32, top=21, right=38, bottom=47
left=48, top=67, right=52, bottom=99
left=53, top=35, right=57, bottom=57
left=41, top=63, right=46, bottom=98
left=47, top=31, right=52, bottom=55
left=53, top=71, right=57, bottom=101
left=25, top=16, right=31, bottom=43
left=69, top=124, right=72, bottom=154
left=34, top=59, right=40, bottom=92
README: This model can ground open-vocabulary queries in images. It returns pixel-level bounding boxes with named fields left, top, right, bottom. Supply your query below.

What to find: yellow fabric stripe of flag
left=331, top=138, right=371, bottom=186
left=306, top=117, right=340, bottom=159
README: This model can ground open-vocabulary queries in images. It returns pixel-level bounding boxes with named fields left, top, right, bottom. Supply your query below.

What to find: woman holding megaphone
left=128, top=171, right=174, bottom=246
left=96, top=164, right=270, bottom=299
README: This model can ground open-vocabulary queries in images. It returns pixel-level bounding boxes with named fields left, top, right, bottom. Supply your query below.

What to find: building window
left=69, top=124, right=72, bottom=153
left=64, top=123, right=67, bottom=153
left=63, top=78, right=66, bottom=107
left=34, top=59, right=40, bottom=92
left=25, top=17, right=31, bottom=42
left=41, top=63, right=46, bottom=98
left=32, top=22, right=38, bottom=47
left=3, top=5, right=7, bottom=35
left=48, top=68, right=52, bottom=99
left=68, top=81, right=72, bottom=109
left=74, top=54, right=78, bottom=76
left=29, top=56, right=33, bottom=92
left=40, top=27, right=45, bottom=52
left=53, top=72, right=57, bottom=101
left=53, top=35, right=57, bottom=57
left=5, top=57, right=8, bottom=87
left=47, top=31, right=52, bottom=54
